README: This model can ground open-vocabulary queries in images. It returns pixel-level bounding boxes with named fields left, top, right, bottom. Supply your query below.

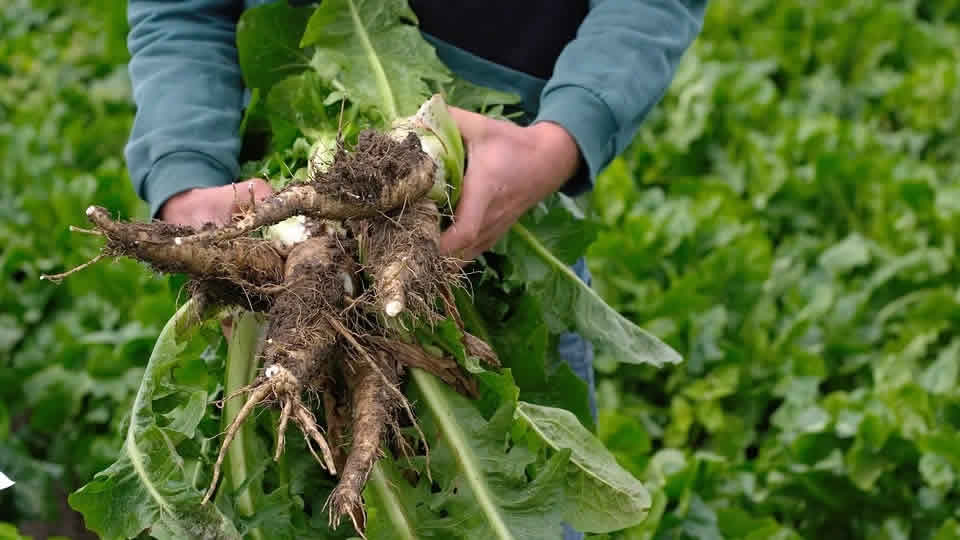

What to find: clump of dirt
left=318, top=130, right=429, bottom=208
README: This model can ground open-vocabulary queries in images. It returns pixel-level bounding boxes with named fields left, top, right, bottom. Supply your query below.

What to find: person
left=125, top=1, right=706, bottom=538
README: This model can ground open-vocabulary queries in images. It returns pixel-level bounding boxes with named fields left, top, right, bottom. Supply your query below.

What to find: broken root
left=353, top=197, right=460, bottom=324
left=174, top=131, right=436, bottom=246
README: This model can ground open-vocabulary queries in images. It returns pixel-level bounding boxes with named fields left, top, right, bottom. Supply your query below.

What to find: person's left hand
left=437, top=107, right=582, bottom=261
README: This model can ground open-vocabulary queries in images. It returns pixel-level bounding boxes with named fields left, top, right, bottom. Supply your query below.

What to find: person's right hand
left=158, top=178, right=274, bottom=229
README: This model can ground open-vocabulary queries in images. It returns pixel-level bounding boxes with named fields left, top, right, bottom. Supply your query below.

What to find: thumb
left=447, top=106, right=489, bottom=140
left=230, top=178, right=274, bottom=215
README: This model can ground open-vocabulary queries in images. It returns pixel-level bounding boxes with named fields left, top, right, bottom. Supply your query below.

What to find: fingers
left=447, top=106, right=489, bottom=139
left=439, top=107, right=512, bottom=261
left=439, top=107, right=483, bottom=260
left=229, top=178, right=274, bottom=216
left=466, top=220, right=511, bottom=261
left=438, top=187, right=487, bottom=261
left=159, top=179, right=275, bottom=229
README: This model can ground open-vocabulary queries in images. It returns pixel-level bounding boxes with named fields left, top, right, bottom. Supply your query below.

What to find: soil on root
left=352, top=198, right=458, bottom=321
left=315, top=130, right=431, bottom=210
left=167, top=130, right=434, bottom=247
left=85, top=206, right=286, bottom=286
left=204, top=235, right=356, bottom=505
left=260, top=235, right=356, bottom=380
left=187, top=278, right=276, bottom=315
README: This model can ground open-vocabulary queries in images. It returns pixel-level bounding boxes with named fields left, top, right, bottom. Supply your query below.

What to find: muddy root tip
left=384, top=300, right=403, bottom=317
left=328, top=488, right=367, bottom=537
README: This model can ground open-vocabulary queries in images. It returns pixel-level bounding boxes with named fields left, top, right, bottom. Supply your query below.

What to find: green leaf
left=504, top=214, right=682, bottom=367
left=920, top=338, right=960, bottom=395
left=934, top=519, right=960, bottom=540
left=487, top=294, right=594, bottom=430
left=237, top=2, right=313, bottom=92
left=69, top=301, right=239, bottom=539
left=717, top=507, right=802, bottom=540
left=264, top=71, right=336, bottom=138
left=0, top=443, right=63, bottom=520
left=676, top=496, right=723, bottom=540
left=300, top=0, right=452, bottom=122
left=410, top=369, right=562, bottom=540
left=683, top=365, right=740, bottom=401
left=818, top=233, right=871, bottom=274
left=159, top=386, right=206, bottom=438
left=385, top=369, right=649, bottom=538
left=440, top=77, right=522, bottom=118
left=0, top=522, right=30, bottom=540
left=919, top=452, right=955, bottom=491
left=0, top=314, right=24, bottom=353
left=514, top=402, right=652, bottom=533
left=364, top=461, right=420, bottom=540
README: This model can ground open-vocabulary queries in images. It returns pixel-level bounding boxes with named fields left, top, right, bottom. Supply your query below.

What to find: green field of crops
left=4, top=0, right=960, bottom=538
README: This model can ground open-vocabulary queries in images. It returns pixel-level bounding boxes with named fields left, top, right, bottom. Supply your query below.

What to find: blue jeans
left=557, top=258, right=596, bottom=540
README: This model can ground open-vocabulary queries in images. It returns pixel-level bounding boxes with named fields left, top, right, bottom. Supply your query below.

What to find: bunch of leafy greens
left=67, top=1, right=678, bottom=538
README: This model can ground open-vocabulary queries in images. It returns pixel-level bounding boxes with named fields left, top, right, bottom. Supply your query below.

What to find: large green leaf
left=485, top=293, right=594, bottom=431
left=408, top=369, right=567, bottom=540
left=299, top=0, right=452, bottom=122
left=69, top=301, right=239, bottom=539
left=396, top=369, right=650, bottom=538
left=237, top=1, right=313, bottom=92
left=514, top=402, right=651, bottom=533
left=501, top=197, right=682, bottom=368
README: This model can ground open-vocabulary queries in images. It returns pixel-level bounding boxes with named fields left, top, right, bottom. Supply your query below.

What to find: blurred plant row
left=1, top=1, right=177, bottom=536
left=588, top=1, right=960, bottom=538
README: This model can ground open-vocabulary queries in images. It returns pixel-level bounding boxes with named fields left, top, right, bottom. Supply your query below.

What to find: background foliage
left=2, top=0, right=960, bottom=538
left=1, top=1, right=175, bottom=537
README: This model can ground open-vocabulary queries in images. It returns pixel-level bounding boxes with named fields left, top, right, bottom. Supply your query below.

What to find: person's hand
left=159, top=178, right=274, bottom=339
left=159, top=178, right=274, bottom=229
left=437, top=108, right=581, bottom=261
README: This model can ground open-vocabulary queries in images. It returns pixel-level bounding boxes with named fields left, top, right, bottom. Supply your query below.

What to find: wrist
left=528, top=121, right=582, bottom=191
left=158, top=188, right=199, bottom=222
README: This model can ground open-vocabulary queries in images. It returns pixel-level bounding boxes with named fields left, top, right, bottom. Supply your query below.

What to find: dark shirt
left=409, top=1, right=589, bottom=80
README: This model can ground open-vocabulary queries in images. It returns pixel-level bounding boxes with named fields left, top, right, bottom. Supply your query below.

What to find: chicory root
left=172, top=132, right=436, bottom=246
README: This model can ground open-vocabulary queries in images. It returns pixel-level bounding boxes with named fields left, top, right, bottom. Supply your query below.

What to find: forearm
left=125, top=0, right=246, bottom=217
left=534, top=0, right=707, bottom=194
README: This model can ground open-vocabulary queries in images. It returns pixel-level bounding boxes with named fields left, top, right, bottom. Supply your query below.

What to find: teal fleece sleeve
left=125, top=0, right=245, bottom=218
left=534, top=0, right=707, bottom=194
